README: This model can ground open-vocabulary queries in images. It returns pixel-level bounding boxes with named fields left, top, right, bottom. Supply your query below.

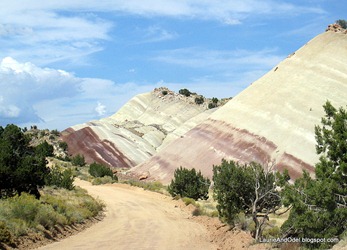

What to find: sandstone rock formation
left=130, top=29, right=347, bottom=183
left=61, top=87, right=218, bottom=168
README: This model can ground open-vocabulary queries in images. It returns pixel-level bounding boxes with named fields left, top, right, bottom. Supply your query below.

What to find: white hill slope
left=62, top=88, right=218, bottom=168
left=130, top=27, right=347, bottom=183
left=62, top=26, right=347, bottom=184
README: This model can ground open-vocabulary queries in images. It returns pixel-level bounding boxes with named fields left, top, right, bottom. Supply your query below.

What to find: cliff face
left=131, top=30, right=347, bottom=183
left=61, top=88, right=217, bottom=168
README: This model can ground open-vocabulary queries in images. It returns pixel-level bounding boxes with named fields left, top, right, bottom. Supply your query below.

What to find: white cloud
left=128, top=68, right=136, bottom=73
left=0, top=56, right=281, bottom=130
left=0, top=1, right=325, bottom=65
left=0, top=5, right=112, bottom=65
left=0, top=96, right=20, bottom=118
left=142, top=26, right=178, bottom=43
left=0, top=57, right=81, bottom=124
left=0, top=57, right=160, bottom=130
left=95, top=102, right=107, bottom=116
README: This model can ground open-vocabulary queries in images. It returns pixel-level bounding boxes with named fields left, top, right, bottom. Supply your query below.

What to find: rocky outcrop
left=61, top=87, right=218, bottom=168
left=326, top=23, right=347, bottom=33
left=131, top=30, right=347, bottom=183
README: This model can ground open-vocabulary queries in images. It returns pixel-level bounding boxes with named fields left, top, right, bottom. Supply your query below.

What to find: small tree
left=168, top=167, right=210, bottom=200
left=0, top=124, right=49, bottom=199
left=58, top=141, right=68, bottom=151
left=213, top=160, right=289, bottom=240
left=71, top=154, right=86, bottom=167
left=50, top=129, right=60, bottom=136
left=45, top=166, right=74, bottom=190
left=89, top=162, right=115, bottom=179
left=194, top=96, right=204, bottom=105
left=282, top=101, right=347, bottom=249
left=35, top=141, right=54, bottom=157
left=336, top=19, right=347, bottom=29
left=208, top=102, right=217, bottom=109
left=179, top=88, right=191, bottom=97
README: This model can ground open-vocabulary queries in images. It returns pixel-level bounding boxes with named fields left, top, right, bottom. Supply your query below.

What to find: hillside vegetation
left=0, top=125, right=105, bottom=248
left=166, top=101, right=347, bottom=249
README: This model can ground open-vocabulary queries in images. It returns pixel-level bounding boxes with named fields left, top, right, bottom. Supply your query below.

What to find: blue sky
left=0, top=1, right=345, bottom=130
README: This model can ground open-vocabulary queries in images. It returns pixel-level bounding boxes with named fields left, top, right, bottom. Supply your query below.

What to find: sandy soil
left=37, top=179, right=217, bottom=250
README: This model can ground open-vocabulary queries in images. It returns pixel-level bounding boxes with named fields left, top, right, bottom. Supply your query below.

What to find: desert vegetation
left=88, top=162, right=118, bottom=185
left=210, top=101, right=347, bottom=248
left=0, top=100, right=346, bottom=249
left=194, top=95, right=204, bottom=105
left=163, top=101, right=347, bottom=249
left=213, top=160, right=289, bottom=240
left=168, top=167, right=210, bottom=200
left=0, top=124, right=50, bottom=199
left=122, top=179, right=166, bottom=193
left=178, top=88, right=192, bottom=97
left=336, top=19, right=347, bottom=29
left=0, top=125, right=105, bottom=247
left=0, top=187, right=104, bottom=247
left=280, top=101, right=347, bottom=249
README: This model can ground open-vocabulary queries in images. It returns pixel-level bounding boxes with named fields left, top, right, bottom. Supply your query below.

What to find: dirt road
left=38, top=180, right=217, bottom=250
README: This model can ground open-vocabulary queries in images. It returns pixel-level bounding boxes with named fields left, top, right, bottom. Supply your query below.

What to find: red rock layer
left=61, top=127, right=135, bottom=168
left=132, top=119, right=314, bottom=184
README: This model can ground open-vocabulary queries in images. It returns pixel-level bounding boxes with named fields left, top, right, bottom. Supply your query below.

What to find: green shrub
left=0, top=187, right=104, bottom=239
left=208, top=102, right=217, bottom=109
left=10, top=194, right=40, bottom=226
left=212, top=97, right=218, bottom=104
left=179, top=88, right=191, bottom=97
left=336, top=19, right=347, bottom=29
left=168, top=167, right=211, bottom=200
left=89, top=162, right=114, bottom=179
left=56, top=155, right=71, bottom=162
left=234, top=212, right=254, bottom=231
left=162, top=90, right=168, bottom=95
left=92, top=176, right=116, bottom=185
left=124, top=180, right=165, bottom=193
left=45, top=166, right=75, bottom=190
left=41, top=187, right=104, bottom=223
left=0, top=221, right=12, bottom=244
left=58, top=141, right=68, bottom=151
left=182, top=197, right=196, bottom=206
left=71, top=154, right=86, bottom=167
left=210, top=210, right=219, bottom=217
left=142, top=181, right=164, bottom=192
left=35, top=141, right=54, bottom=157
left=194, top=96, right=204, bottom=105
left=34, top=204, right=67, bottom=228
left=7, top=219, right=27, bottom=236
left=50, top=129, right=60, bottom=136
left=262, top=226, right=281, bottom=238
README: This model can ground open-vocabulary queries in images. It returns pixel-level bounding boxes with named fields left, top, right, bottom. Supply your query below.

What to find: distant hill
left=130, top=26, right=347, bottom=183
left=61, top=87, right=228, bottom=168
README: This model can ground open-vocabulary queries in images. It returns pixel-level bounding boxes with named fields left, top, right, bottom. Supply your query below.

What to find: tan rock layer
left=132, top=119, right=314, bottom=184
left=131, top=30, right=347, bottom=183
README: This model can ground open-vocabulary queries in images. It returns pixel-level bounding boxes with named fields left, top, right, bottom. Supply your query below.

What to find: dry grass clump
left=180, top=196, right=219, bottom=218
left=0, top=187, right=104, bottom=244
left=122, top=180, right=167, bottom=194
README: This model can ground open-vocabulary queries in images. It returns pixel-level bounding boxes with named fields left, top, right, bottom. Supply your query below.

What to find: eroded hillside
left=61, top=87, right=228, bottom=168
left=131, top=27, right=347, bottom=183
